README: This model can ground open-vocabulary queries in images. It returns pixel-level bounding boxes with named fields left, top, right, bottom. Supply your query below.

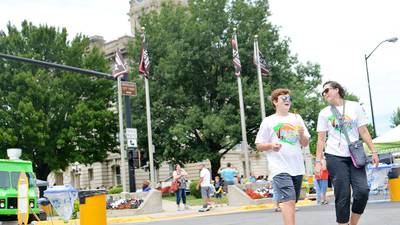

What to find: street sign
left=126, top=128, right=137, bottom=148
left=121, top=81, right=137, bottom=96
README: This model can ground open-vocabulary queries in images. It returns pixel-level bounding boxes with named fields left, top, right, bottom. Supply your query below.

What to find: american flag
left=253, top=41, right=269, bottom=76
left=112, top=49, right=128, bottom=78
left=139, top=33, right=150, bottom=78
left=231, top=35, right=241, bottom=77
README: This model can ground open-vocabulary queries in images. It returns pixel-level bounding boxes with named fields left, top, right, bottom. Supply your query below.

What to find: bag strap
left=330, top=102, right=351, bottom=144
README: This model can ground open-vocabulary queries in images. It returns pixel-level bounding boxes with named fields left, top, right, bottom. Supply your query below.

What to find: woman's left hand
left=371, top=152, right=379, bottom=167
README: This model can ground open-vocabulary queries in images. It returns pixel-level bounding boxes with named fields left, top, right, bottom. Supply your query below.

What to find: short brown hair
left=270, top=88, right=290, bottom=108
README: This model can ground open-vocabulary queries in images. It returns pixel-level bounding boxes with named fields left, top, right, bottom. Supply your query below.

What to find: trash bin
left=44, top=185, right=78, bottom=222
left=388, top=165, right=400, bottom=202
left=37, top=197, right=51, bottom=220
left=79, top=189, right=107, bottom=225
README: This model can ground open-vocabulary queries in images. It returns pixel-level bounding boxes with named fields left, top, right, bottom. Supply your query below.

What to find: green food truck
left=0, top=158, right=40, bottom=221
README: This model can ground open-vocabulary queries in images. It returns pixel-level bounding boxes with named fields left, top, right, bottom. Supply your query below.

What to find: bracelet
left=315, top=160, right=321, bottom=163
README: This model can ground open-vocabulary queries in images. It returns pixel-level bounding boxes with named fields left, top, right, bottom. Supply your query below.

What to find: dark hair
left=227, top=162, right=231, bottom=167
left=323, top=81, right=345, bottom=98
left=270, top=88, right=290, bottom=108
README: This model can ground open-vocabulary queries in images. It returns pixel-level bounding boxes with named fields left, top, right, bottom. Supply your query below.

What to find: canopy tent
left=370, top=125, right=400, bottom=153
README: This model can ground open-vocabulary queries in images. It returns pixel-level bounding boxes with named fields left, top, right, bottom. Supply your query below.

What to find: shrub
left=72, top=200, right=80, bottom=219
left=189, top=180, right=201, bottom=199
left=108, top=185, right=123, bottom=194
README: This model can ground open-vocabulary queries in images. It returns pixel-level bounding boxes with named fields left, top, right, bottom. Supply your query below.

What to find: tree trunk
left=210, top=156, right=221, bottom=179
left=35, top=161, right=51, bottom=181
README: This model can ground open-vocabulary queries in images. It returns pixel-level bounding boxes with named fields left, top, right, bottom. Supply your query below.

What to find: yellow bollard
left=79, top=190, right=107, bottom=225
left=388, top=177, right=400, bottom=202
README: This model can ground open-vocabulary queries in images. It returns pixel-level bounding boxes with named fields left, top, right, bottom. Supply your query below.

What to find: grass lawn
left=162, top=193, right=228, bottom=206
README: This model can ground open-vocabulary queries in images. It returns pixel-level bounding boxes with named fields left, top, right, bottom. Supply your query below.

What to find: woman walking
left=315, top=81, right=379, bottom=225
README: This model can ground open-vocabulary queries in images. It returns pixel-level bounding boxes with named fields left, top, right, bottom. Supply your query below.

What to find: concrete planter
left=227, top=184, right=273, bottom=207
left=107, top=190, right=163, bottom=217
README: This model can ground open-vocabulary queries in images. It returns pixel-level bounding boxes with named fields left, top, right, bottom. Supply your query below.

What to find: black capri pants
left=325, top=153, right=370, bottom=224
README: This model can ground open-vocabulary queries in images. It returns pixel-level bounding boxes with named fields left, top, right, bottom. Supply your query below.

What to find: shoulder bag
left=330, top=102, right=367, bottom=168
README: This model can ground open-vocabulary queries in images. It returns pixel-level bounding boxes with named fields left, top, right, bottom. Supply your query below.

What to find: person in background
left=255, top=88, right=310, bottom=225
left=197, top=163, right=212, bottom=212
left=315, top=81, right=379, bottom=225
left=173, top=164, right=188, bottom=211
left=219, top=162, right=238, bottom=193
left=142, top=180, right=151, bottom=192
left=213, top=176, right=224, bottom=206
left=314, top=158, right=329, bottom=205
left=248, top=172, right=257, bottom=183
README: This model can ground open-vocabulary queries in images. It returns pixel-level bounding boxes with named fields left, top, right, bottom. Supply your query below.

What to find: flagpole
left=144, top=77, right=155, bottom=183
left=254, top=35, right=266, bottom=120
left=117, top=76, right=128, bottom=192
left=233, top=28, right=250, bottom=178
left=141, top=27, right=155, bottom=184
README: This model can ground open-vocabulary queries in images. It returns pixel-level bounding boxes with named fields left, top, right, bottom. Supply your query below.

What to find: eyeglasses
left=279, top=95, right=292, bottom=102
left=321, top=87, right=333, bottom=96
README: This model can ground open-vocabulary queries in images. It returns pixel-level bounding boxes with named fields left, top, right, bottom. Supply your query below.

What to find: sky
left=1, top=0, right=399, bottom=136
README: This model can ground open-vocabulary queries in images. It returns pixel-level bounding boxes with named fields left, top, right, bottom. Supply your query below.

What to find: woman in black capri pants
left=314, top=81, right=379, bottom=225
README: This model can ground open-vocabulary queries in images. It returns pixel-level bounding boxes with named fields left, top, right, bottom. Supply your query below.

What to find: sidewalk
left=35, top=199, right=316, bottom=225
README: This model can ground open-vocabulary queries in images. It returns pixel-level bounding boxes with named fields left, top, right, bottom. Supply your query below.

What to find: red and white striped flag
left=231, top=33, right=241, bottom=77
left=253, top=41, right=269, bottom=76
left=139, top=33, right=150, bottom=78
left=112, top=49, right=128, bottom=78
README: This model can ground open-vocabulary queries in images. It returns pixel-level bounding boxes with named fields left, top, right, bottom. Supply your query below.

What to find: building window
left=88, top=168, right=94, bottom=182
left=115, top=166, right=121, bottom=186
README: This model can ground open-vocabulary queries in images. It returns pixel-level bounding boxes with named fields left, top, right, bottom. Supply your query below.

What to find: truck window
left=10, top=172, right=37, bottom=189
left=0, top=171, right=10, bottom=189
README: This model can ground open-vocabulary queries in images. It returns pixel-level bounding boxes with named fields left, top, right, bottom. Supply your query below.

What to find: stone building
left=128, top=0, right=188, bottom=35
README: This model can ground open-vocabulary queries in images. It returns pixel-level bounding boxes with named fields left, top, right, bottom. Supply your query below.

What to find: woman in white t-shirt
left=315, top=81, right=379, bottom=225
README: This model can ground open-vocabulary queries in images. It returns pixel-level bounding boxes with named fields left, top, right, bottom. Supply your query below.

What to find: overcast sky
left=1, top=0, right=399, bottom=135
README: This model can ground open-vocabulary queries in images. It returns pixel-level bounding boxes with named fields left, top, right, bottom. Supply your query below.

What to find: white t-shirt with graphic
left=255, top=113, right=310, bottom=178
left=200, top=167, right=211, bottom=187
left=317, top=100, right=368, bottom=157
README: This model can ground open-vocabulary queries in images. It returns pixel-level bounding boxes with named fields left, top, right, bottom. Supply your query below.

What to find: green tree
left=390, top=107, right=400, bottom=128
left=129, top=0, right=322, bottom=177
left=0, top=21, right=118, bottom=179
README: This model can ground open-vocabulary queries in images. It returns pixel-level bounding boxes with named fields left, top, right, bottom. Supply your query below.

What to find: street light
left=364, top=37, right=398, bottom=137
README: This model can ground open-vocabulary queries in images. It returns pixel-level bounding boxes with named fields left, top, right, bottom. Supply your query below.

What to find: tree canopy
left=129, top=0, right=323, bottom=176
left=390, top=107, right=400, bottom=128
left=0, top=21, right=118, bottom=179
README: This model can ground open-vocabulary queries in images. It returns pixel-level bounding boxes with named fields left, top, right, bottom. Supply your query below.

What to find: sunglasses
left=321, top=87, right=333, bottom=96
left=279, top=95, right=293, bottom=102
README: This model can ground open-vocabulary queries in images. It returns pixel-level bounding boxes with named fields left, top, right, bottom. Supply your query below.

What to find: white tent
left=373, top=125, right=400, bottom=143
left=371, top=125, right=400, bottom=153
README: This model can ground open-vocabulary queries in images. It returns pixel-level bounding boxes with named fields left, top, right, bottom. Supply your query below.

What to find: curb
left=36, top=200, right=316, bottom=224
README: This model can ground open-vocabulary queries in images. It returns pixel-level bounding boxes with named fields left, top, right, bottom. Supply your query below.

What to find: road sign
left=126, top=128, right=137, bottom=148
left=121, top=81, right=137, bottom=96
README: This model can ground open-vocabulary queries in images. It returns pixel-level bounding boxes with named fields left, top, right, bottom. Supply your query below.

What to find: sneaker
left=198, top=207, right=207, bottom=212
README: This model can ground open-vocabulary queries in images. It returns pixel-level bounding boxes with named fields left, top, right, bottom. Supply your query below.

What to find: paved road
left=125, top=202, right=400, bottom=225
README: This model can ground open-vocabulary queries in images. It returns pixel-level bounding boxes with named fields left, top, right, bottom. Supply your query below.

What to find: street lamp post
left=364, top=37, right=398, bottom=137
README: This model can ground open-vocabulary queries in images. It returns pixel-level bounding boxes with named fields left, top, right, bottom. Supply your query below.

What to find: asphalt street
left=125, top=202, right=400, bottom=225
